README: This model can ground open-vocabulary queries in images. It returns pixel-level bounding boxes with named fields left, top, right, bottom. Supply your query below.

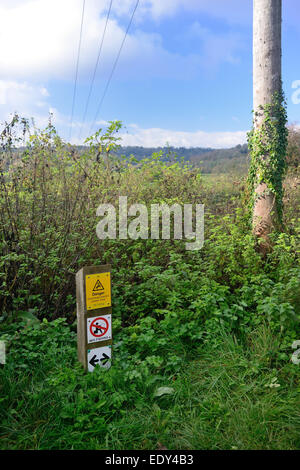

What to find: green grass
left=1, top=322, right=299, bottom=450
left=104, top=329, right=300, bottom=451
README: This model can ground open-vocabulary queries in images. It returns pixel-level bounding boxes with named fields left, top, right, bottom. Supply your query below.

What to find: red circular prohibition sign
left=90, top=317, right=109, bottom=338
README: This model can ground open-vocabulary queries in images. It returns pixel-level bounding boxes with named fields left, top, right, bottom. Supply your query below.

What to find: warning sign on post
left=85, top=273, right=111, bottom=310
left=87, top=315, right=112, bottom=344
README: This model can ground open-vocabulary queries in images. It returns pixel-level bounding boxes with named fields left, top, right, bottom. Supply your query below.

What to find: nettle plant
left=247, top=90, right=288, bottom=224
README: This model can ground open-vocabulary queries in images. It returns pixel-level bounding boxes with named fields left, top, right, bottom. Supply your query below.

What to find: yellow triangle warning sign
left=93, top=279, right=104, bottom=292
left=85, top=272, right=111, bottom=310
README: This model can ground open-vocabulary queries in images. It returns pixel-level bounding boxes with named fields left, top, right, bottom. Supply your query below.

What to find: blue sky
left=0, top=0, right=299, bottom=147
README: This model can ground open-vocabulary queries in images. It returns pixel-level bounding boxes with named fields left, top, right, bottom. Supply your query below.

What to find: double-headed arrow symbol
left=89, top=353, right=110, bottom=368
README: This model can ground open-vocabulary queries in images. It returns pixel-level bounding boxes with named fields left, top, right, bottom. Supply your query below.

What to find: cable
left=78, top=0, right=113, bottom=141
left=69, top=0, right=86, bottom=141
left=89, top=0, right=139, bottom=136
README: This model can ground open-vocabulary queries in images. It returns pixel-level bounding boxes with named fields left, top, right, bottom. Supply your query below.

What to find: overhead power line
left=69, top=0, right=86, bottom=141
left=89, top=0, right=139, bottom=136
left=78, top=0, right=113, bottom=141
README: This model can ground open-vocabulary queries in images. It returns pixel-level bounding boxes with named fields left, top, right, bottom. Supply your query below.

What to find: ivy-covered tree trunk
left=249, top=0, right=287, bottom=250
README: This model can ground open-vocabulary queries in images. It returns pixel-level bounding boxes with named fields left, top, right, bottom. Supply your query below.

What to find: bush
left=0, top=116, right=299, bottom=450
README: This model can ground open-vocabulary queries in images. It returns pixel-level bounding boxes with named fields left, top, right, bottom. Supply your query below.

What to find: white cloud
left=0, top=87, right=247, bottom=148
left=96, top=119, right=110, bottom=126
left=0, top=0, right=296, bottom=85
left=0, top=0, right=106, bottom=81
left=119, top=124, right=247, bottom=148
left=113, top=0, right=252, bottom=24
left=0, top=80, right=52, bottom=125
left=0, top=0, right=250, bottom=143
left=0, top=0, right=244, bottom=83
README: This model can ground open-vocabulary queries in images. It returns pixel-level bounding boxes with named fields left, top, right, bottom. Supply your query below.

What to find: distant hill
left=4, top=143, right=249, bottom=175
left=114, top=144, right=249, bottom=174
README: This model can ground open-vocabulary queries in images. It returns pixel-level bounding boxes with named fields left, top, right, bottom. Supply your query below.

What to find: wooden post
left=76, top=265, right=112, bottom=372
left=252, top=0, right=283, bottom=240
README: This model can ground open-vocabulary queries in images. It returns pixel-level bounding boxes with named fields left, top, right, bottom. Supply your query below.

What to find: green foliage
left=247, top=90, right=288, bottom=222
left=286, top=124, right=300, bottom=170
left=113, top=143, right=249, bottom=175
left=0, top=116, right=299, bottom=450
left=1, top=319, right=299, bottom=450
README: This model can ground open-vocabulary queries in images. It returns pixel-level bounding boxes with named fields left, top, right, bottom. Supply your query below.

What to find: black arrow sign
left=89, top=355, right=99, bottom=368
left=100, top=353, right=110, bottom=366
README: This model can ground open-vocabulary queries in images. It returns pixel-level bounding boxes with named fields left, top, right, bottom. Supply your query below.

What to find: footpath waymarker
left=76, top=265, right=112, bottom=372
left=87, top=346, right=112, bottom=372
